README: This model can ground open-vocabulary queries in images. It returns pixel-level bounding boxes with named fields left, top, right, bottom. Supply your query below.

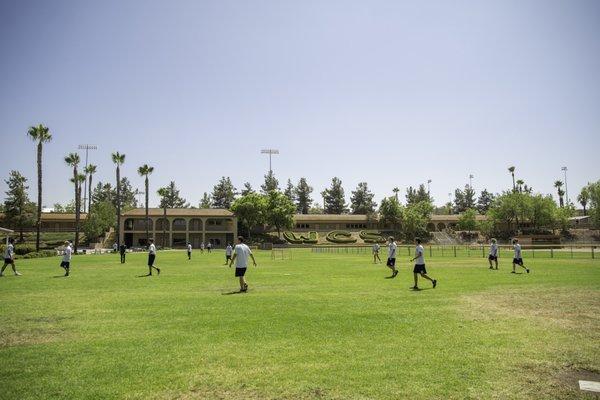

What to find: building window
left=295, top=223, right=310, bottom=229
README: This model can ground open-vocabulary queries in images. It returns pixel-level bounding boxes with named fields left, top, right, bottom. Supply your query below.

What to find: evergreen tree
left=321, top=177, right=348, bottom=214
left=3, top=171, right=36, bottom=241
left=454, top=185, right=476, bottom=213
left=406, top=184, right=432, bottom=205
left=261, top=171, right=279, bottom=194
left=116, top=177, right=138, bottom=211
left=379, top=196, right=402, bottom=230
left=284, top=179, right=296, bottom=203
left=158, top=181, right=190, bottom=208
left=240, top=182, right=254, bottom=196
left=350, top=182, right=376, bottom=215
left=295, top=177, right=313, bottom=214
left=477, top=189, right=495, bottom=214
left=211, top=177, right=236, bottom=209
left=199, top=192, right=212, bottom=208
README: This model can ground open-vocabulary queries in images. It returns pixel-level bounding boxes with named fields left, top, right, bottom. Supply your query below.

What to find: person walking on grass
left=511, top=239, right=529, bottom=274
left=410, top=238, right=437, bottom=290
left=207, top=242, right=212, bottom=253
left=1, top=238, right=21, bottom=277
left=224, top=243, right=233, bottom=265
left=119, top=243, right=126, bottom=264
left=229, top=236, right=257, bottom=292
left=187, top=242, right=192, bottom=260
left=372, top=242, right=381, bottom=264
left=145, top=238, right=160, bottom=276
left=488, top=238, right=499, bottom=270
left=60, top=240, right=72, bottom=277
left=200, top=242, right=204, bottom=254
left=386, top=236, right=398, bottom=278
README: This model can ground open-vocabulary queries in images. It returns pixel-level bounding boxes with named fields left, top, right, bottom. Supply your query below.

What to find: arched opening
left=437, top=223, right=446, bottom=231
left=172, top=218, right=186, bottom=231
left=189, top=218, right=203, bottom=231
left=426, top=223, right=436, bottom=232
left=155, top=218, right=169, bottom=231
left=124, top=218, right=134, bottom=231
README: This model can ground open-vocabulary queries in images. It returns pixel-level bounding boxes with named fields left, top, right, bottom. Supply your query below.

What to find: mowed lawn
left=0, top=249, right=599, bottom=400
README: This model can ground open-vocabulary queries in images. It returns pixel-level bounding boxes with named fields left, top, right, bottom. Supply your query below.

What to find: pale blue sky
left=1, top=0, right=599, bottom=208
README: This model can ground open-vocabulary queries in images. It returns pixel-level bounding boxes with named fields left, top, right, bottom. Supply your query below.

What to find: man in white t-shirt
left=488, top=238, right=499, bottom=270
left=224, top=243, right=233, bottom=265
left=207, top=242, right=212, bottom=253
left=187, top=242, right=192, bottom=260
left=511, top=239, right=529, bottom=274
left=410, top=238, right=437, bottom=290
left=372, top=243, right=381, bottom=264
left=1, top=238, right=21, bottom=276
left=144, top=239, right=161, bottom=276
left=60, top=241, right=72, bottom=277
left=200, top=242, right=204, bottom=253
left=386, top=236, right=398, bottom=278
left=229, top=236, right=257, bottom=292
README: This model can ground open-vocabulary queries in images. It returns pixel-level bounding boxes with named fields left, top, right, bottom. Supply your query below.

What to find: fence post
left=551, top=248, right=554, bottom=258
left=571, top=246, right=573, bottom=258
left=532, top=247, right=535, bottom=258
left=453, top=246, right=456, bottom=257
left=442, top=246, right=444, bottom=257
left=592, top=247, right=595, bottom=259
left=430, top=246, right=432, bottom=258
left=482, top=245, right=485, bottom=258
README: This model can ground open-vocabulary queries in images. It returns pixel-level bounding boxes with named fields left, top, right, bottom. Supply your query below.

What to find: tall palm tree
left=137, top=164, right=154, bottom=243
left=392, top=187, right=399, bottom=202
left=27, top=124, right=52, bottom=251
left=554, top=180, right=564, bottom=207
left=516, top=179, right=524, bottom=193
left=84, top=164, right=97, bottom=214
left=112, top=152, right=126, bottom=247
left=65, top=153, right=81, bottom=251
left=157, top=187, right=169, bottom=248
left=508, top=166, right=516, bottom=192
left=578, top=187, right=590, bottom=216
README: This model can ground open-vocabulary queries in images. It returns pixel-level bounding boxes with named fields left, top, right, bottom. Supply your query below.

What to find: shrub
left=14, top=244, right=37, bottom=255
left=20, top=250, right=57, bottom=259
left=283, top=231, right=318, bottom=244
left=359, top=230, right=386, bottom=243
left=326, top=231, right=357, bottom=244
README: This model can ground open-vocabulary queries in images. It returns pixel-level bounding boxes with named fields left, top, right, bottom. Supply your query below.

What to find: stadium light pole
left=561, top=166, right=569, bottom=205
left=78, top=144, right=98, bottom=213
left=468, top=174, right=474, bottom=189
left=427, top=179, right=432, bottom=194
left=261, top=149, right=279, bottom=173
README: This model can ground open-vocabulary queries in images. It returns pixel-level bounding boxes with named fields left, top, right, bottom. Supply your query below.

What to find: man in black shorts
left=410, top=238, right=437, bottom=290
left=386, top=236, right=398, bottom=278
left=119, top=243, right=126, bottom=264
left=145, top=238, right=160, bottom=276
left=1, top=238, right=21, bottom=276
left=511, top=239, right=529, bottom=274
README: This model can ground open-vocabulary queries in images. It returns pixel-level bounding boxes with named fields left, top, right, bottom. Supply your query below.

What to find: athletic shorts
left=413, top=264, right=427, bottom=274
left=226, top=255, right=232, bottom=260
left=235, top=267, right=246, bottom=277
left=513, top=258, right=523, bottom=266
left=386, top=258, right=396, bottom=267
left=60, top=261, right=70, bottom=268
left=488, top=255, right=498, bottom=261
left=4, top=258, right=13, bottom=264
left=148, top=254, right=156, bottom=266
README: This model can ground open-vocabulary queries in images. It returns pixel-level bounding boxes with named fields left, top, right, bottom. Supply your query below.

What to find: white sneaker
left=15, top=272, right=22, bottom=276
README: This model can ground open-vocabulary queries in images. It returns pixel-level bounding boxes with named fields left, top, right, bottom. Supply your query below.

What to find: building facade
left=120, top=208, right=237, bottom=248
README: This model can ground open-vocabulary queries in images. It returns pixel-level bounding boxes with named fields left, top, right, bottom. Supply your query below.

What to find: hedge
left=325, top=230, right=357, bottom=244
left=20, top=250, right=57, bottom=259
left=283, top=231, right=319, bottom=244
left=359, top=230, right=386, bottom=244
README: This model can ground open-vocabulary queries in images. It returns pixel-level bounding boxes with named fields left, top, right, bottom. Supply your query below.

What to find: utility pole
left=78, top=144, right=97, bottom=213
left=261, top=149, right=279, bottom=173
left=561, top=166, right=569, bottom=205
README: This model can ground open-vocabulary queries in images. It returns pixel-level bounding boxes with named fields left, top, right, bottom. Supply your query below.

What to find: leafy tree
left=137, top=164, right=154, bottom=242
left=477, top=189, right=495, bottom=214
left=27, top=124, right=52, bottom=251
left=265, top=190, right=295, bottom=238
left=379, top=196, right=402, bottom=230
left=111, top=152, right=126, bottom=247
left=261, top=171, right=279, bottom=194
left=350, top=182, right=376, bottom=215
left=231, top=193, right=267, bottom=239
left=308, top=203, right=324, bottom=214
left=158, top=181, right=189, bottom=208
left=84, top=164, right=97, bottom=213
left=92, top=182, right=114, bottom=205
left=401, top=201, right=432, bottom=240
left=554, top=180, right=565, bottom=207
left=578, top=187, right=590, bottom=216
left=284, top=179, right=296, bottom=203
left=457, top=208, right=477, bottom=231
left=83, top=200, right=116, bottom=242
left=240, top=182, right=254, bottom=196
left=322, top=177, right=348, bottom=214
left=199, top=192, right=212, bottom=208
left=586, top=181, right=600, bottom=229
left=529, top=194, right=559, bottom=231
left=295, top=178, right=313, bottom=214
left=211, top=177, right=236, bottom=209
left=65, top=153, right=82, bottom=251
left=487, top=191, right=530, bottom=234
left=52, top=203, right=65, bottom=213
left=3, top=171, right=36, bottom=241
left=453, top=185, right=476, bottom=213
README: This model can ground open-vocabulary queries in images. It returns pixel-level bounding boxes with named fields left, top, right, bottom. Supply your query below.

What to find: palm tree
left=112, top=152, right=126, bottom=247
left=516, top=179, right=524, bottom=193
left=578, top=187, right=590, bottom=216
left=508, top=166, right=516, bottom=192
left=137, top=164, right=154, bottom=243
left=27, top=124, right=52, bottom=251
left=157, top=187, right=169, bottom=248
left=392, top=187, right=399, bottom=202
left=65, top=153, right=82, bottom=251
left=84, top=164, right=97, bottom=214
left=554, top=180, right=564, bottom=207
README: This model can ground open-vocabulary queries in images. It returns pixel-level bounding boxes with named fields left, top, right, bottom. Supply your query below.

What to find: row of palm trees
left=26, top=124, right=157, bottom=252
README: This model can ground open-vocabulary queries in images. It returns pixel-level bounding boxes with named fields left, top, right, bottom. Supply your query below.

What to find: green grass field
left=1, top=249, right=599, bottom=399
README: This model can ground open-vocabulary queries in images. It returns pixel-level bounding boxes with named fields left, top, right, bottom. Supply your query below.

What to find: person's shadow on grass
left=222, top=290, right=246, bottom=295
